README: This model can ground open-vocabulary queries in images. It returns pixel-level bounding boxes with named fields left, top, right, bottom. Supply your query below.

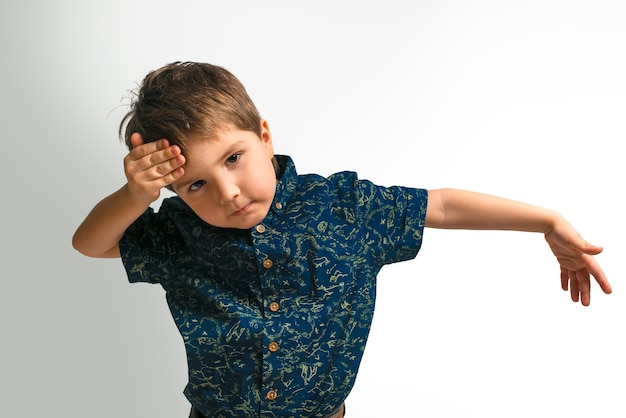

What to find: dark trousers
left=188, top=407, right=204, bottom=418
left=188, top=407, right=203, bottom=418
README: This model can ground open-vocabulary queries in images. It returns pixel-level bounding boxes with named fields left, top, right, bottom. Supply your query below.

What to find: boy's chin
left=203, top=212, right=269, bottom=230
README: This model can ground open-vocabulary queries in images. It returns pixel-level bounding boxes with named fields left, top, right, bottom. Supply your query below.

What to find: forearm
left=425, top=188, right=560, bottom=233
left=72, top=184, right=150, bottom=258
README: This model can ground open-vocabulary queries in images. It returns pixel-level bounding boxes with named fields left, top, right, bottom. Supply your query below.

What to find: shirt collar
left=270, top=155, right=297, bottom=217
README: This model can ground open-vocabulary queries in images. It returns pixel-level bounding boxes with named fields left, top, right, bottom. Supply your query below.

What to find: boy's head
left=120, top=61, right=262, bottom=152
left=120, top=62, right=280, bottom=229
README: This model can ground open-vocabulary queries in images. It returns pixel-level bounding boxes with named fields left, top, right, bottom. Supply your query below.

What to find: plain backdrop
left=1, top=1, right=624, bottom=417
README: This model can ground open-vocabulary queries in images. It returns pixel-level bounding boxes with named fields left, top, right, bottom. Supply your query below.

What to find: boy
left=72, top=61, right=611, bottom=418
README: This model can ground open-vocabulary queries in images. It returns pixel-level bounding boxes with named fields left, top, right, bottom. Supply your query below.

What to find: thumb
left=581, top=242, right=603, bottom=256
left=130, top=132, right=145, bottom=149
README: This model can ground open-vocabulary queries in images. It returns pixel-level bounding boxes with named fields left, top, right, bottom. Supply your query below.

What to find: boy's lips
left=231, top=203, right=252, bottom=216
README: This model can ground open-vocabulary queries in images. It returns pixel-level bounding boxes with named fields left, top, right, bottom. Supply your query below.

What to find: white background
left=1, top=1, right=624, bottom=417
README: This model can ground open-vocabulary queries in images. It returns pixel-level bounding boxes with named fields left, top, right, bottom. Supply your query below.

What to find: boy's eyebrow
left=172, top=177, right=195, bottom=193
left=216, top=139, right=246, bottom=162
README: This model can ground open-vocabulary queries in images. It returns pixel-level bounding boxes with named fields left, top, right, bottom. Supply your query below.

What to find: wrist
left=542, top=210, right=563, bottom=235
left=122, top=182, right=160, bottom=208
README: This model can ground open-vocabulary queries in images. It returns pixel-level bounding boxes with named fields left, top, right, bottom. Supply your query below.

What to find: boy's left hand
left=544, top=217, right=612, bottom=306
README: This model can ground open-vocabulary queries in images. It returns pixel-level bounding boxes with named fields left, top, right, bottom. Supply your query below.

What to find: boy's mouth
left=231, top=203, right=252, bottom=216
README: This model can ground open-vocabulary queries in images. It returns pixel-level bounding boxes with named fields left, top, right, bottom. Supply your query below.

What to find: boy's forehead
left=186, top=122, right=236, bottom=143
left=183, top=123, right=240, bottom=152
left=183, top=136, right=244, bottom=162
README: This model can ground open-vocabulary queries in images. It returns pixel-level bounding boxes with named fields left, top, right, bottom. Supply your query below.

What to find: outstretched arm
left=425, top=188, right=612, bottom=306
left=72, top=134, right=186, bottom=258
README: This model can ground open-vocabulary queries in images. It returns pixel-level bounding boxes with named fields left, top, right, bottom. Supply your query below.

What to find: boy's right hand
left=72, top=133, right=186, bottom=258
left=124, top=133, right=186, bottom=204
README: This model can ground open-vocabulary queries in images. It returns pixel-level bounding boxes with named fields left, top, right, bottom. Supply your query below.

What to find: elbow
left=71, top=229, right=107, bottom=258
left=71, top=230, right=90, bottom=256
left=72, top=238, right=119, bottom=258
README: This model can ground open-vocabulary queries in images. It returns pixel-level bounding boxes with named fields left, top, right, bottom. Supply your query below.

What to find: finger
left=569, top=274, right=579, bottom=303
left=586, top=256, right=612, bottom=295
left=560, top=267, right=569, bottom=291
left=131, top=143, right=182, bottom=173
left=128, top=138, right=172, bottom=162
left=160, top=166, right=186, bottom=187
left=150, top=152, right=186, bottom=179
left=144, top=160, right=186, bottom=189
left=576, top=269, right=591, bottom=306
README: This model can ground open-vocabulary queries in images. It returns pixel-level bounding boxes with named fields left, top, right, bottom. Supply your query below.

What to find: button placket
left=254, top=221, right=286, bottom=409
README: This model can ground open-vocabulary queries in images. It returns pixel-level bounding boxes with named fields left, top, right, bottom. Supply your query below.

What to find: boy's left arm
left=425, top=188, right=612, bottom=306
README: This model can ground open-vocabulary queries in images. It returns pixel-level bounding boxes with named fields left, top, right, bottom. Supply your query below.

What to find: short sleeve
left=356, top=179, right=428, bottom=266
left=119, top=201, right=188, bottom=285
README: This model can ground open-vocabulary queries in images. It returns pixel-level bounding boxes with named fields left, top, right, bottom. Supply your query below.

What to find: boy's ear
left=260, top=119, right=274, bottom=157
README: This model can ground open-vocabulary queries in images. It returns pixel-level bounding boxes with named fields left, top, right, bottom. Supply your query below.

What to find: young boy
left=72, top=61, right=611, bottom=418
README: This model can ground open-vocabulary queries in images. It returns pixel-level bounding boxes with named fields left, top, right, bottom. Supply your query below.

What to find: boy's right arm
left=72, top=134, right=186, bottom=258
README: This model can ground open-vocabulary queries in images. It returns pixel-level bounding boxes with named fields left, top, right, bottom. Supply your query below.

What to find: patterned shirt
left=120, top=155, right=428, bottom=417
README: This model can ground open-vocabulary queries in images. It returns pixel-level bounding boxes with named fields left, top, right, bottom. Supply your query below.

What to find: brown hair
left=119, top=62, right=262, bottom=151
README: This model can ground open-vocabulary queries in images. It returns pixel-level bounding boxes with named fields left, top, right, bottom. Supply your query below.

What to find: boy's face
left=172, top=120, right=277, bottom=229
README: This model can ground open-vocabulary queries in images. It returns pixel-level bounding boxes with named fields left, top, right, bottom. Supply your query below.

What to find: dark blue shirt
left=120, top=155, right=428, bottom=417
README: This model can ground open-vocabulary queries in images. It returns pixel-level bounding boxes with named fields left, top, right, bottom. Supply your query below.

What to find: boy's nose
left=216, top=180, right=240, bottom=204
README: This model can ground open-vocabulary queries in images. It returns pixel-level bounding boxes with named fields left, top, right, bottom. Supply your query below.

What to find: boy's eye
left=226, top=153, right=240, bottom=166
left=189, top=180, right=206, bottom=192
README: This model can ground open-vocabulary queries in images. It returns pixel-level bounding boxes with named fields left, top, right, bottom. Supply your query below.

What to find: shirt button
left=269, top=302, right=280, bottom=312
left=266, top=390, right=278, bottom=401
left=255, top=224, right=266, bottom=233
left=268, top=342, right=279, bottom=352
left=263, top=259, right=273, bottom=269
left=275, top=202, right=283, bottom=210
